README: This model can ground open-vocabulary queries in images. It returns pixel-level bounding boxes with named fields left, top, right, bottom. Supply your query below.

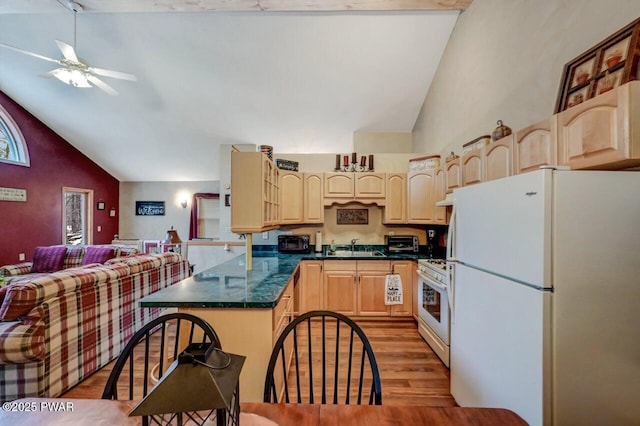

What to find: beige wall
left=413, top=0, right=640, bottom=156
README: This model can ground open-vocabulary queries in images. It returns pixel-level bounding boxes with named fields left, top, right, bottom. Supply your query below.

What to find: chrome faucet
left=350, top=238, right=359, bottom=252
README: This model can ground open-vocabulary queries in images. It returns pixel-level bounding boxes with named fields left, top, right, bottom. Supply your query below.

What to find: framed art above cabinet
left=555, top=17, right=640, bottom=113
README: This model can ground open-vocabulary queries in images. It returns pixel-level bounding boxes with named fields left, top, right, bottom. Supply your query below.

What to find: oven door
left=417, top=271, right=450, bottom=345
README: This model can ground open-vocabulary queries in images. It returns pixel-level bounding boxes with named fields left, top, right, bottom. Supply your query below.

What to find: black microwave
left=278, top=235, right=310, bottom=253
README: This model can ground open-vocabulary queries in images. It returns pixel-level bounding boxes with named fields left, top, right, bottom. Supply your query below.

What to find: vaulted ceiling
left=0, top=1, right=470, bottom=181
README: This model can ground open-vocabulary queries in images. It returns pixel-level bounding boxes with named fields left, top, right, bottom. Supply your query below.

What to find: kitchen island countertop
left=139, top=249, right=429, bottom=309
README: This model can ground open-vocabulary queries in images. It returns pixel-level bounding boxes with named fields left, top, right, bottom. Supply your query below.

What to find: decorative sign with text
left=135, top=201, right=165, bottom=216
left=0, top=187, right=27, bottom=202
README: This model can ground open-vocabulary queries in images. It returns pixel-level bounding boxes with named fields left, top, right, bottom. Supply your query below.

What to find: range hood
left=435, top=193, right=453, bottom=207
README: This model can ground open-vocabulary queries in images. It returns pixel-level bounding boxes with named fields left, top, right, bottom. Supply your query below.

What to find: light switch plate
left=19, top=253, right=25, bottom=261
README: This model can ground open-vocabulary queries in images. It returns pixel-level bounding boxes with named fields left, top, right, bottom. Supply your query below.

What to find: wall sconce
left=180, top=199, right=188, bottom=209
left=129, top=343, right=245, bottom=425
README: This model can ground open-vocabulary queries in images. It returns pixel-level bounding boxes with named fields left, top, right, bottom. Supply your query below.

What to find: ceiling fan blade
left=55, top=40, right=79, bottom=62
left=90, top=67, right=137, bottom=81
left=0, top=42, right=61, bottom=64
left=87, top=75, right=118, bottom=96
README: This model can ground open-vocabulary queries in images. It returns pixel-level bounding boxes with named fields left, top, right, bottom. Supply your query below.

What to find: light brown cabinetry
left=279, top=171, right=304, bottom=224
left=383, top=172, right=407, bottom=224
left=433, top=168, right=447, bottom=224
left=231, top=151, right=279, bottom=233
left=461, top=150, right=483, bottom=186
left=357, top=261, right=392, bottom=316
left=444, top=158, right=462, bottom=194
left=299, top=260, right=323, bottom=313
left=323, top=172, right=386, bottom=205
left=483, top=136, right=514, bottom=182
left=514, top=118, right=558, bottom=174
left=323, top=260, right=358, bottom=316
left=557, top=81, right=640, bottom=169
left=390, top=261, right=414, bottom=317
left=323, top=260, right=413, bottom=318
left=303, top=173, right=324, bottom=223
left=407, top=170, right=435, bottom=224
left=271, top=277, right=295, bottom=401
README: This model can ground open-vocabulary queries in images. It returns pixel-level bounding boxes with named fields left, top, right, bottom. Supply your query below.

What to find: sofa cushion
left=82, top=246, right=116, bottom=266
left=31, top=246, right=67, bottom=273
left=63, top=246, right=86, bottom=269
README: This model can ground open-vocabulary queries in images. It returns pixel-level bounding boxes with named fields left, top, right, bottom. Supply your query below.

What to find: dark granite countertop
left=139, top=247, right=429, bottom=309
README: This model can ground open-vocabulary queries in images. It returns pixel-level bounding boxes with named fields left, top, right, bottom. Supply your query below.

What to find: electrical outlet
left=389, top=231, right=395, bottom=236
left=19, top=253, right=25, bottom=261
left=97, top=225, right=102, bottom=232
left=262, top=231, right=269, bottom=240
left=283, top=231, right=293, bottom=236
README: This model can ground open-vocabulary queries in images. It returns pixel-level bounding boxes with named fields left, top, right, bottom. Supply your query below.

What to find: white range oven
left=417, top=258, right=450, bottom=367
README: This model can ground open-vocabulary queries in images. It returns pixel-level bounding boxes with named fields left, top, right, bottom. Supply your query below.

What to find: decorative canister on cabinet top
left=491, top=120, right=513, bottom=141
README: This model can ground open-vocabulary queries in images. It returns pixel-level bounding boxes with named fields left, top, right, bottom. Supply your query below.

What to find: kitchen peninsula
left=139, top=248, right=424, bottom=402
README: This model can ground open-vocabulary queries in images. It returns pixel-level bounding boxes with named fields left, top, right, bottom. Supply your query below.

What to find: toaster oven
left=386, top=235, right=419, bottom=253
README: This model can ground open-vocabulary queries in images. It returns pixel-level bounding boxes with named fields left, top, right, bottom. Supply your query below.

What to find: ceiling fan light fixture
left=52, top=68, right=91, bottom=88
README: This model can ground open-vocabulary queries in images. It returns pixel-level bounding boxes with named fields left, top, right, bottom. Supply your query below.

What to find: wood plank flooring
left=62, top=319, right=455, bottom=407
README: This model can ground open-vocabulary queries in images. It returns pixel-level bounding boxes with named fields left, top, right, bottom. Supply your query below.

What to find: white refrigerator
left=447, top=168, right=640, bottom=426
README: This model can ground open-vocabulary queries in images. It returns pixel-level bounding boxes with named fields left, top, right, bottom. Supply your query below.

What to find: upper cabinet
left=484, top=136, right=514, bottom=182
left=407, top=170, right=435, bottom=224
left=445, top=158, right=461, bottom=194
left=324, top=172, right=385, bottom=205
left=279, top=171, right=304, bottom=224
left=383, top=172, right=407, bottom=224
left=303, top=173, right=324, bottom=223
left=231, top=151, right=279, bottom=233
left=433, top=167, right=447, bottom=224
left=557, top=81, right=640, bottom=169
left=461, top=150, right=483, bottom=186
left=514, top=118, right=558, bottom=174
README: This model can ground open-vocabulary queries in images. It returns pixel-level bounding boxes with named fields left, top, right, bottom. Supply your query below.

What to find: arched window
left=0, top=104, right=30, bottom=167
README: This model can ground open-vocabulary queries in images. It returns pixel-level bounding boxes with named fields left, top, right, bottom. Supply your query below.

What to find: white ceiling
left=0, top=2, right=461, bottom=181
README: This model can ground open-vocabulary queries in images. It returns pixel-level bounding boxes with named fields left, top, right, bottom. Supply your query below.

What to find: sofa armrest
left=0, top=263, right=34, bottom=277
left=0, top=317, right=45, bottom=364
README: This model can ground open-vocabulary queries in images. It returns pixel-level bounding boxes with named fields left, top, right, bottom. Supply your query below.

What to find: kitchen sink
left=326, top=250, right=386, bottom=258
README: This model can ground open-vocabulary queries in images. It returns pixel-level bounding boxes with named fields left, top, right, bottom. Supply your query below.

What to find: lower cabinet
left=321, top=260, right=413, bottom=318
left=299, top=260, right=324, bottom=313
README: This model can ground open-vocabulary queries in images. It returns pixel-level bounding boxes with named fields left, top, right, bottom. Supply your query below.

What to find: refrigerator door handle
left=446, top=203, right=457, bottom=262
left=447, top=262, right=455, bottom=323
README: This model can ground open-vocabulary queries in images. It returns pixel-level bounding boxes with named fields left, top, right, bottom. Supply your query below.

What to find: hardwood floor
left=62, top=319, right=455, bottom=407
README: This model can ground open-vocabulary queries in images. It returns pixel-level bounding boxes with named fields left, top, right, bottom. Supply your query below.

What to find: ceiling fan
left=0, top=1, right=136, bottom=95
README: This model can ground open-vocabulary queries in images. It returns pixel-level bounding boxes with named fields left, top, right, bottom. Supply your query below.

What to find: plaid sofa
left=0, top=252, right=190, bottom=402
left=0, top=244, right=141, bottom=279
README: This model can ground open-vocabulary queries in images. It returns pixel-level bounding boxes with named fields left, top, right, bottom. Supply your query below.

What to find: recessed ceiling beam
left=0, top=0, right=472, bottom=14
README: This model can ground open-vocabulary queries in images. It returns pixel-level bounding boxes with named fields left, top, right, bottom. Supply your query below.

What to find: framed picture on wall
left=555, top=17, right=640, bottom=113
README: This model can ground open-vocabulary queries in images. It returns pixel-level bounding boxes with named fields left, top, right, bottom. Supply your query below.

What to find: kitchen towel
left=385, top=274, right=403, bottom=305
left=315, top=231, right=322, bottom=252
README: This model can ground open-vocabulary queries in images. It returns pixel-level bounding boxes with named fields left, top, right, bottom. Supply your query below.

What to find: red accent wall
left=0, top=91, right=119, bottom=265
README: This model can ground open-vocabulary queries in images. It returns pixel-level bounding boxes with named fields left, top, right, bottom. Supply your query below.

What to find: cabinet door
left=556, top=84, right=631, bottom=169
left=354, top=173, right=386, bottom=198
left=263, top=157, right=280, bottom=226
left=407, top=170, right=435, bottom=224
left=383, top=173, right=406, bottom=224
left=303, top=173, right=324, bottom=223
left=484, top=136, right=513, bottom=182
left=300, top=261, right=323, bottom=313
left=434, top=168, right=447, bottom=224
left=358, top=271, right=391, bottom=316
left=390, top=261, right=414, bottom=317
left=324, top=271, right=357, bottom=315
left=324, top=173, right=354, bottom=198
left=279, top=171, right=304, bottom=224
left=514, top=118, right=557, bottom=174
left=461, top=151, right=483, bottom=186
left=445, top=159, right=461, bottom=193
